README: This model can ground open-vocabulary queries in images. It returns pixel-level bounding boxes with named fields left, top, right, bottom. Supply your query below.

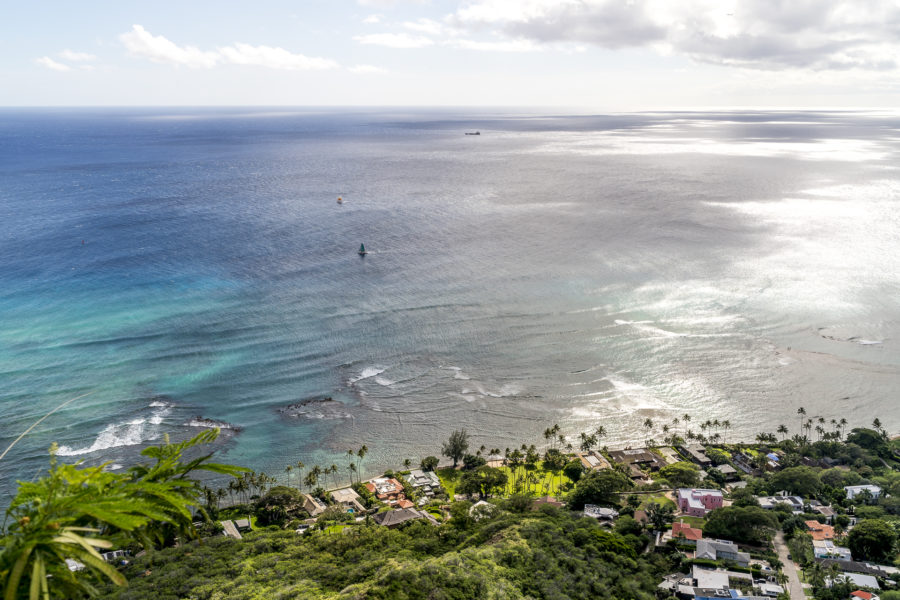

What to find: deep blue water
left=2, top=107, right=899, bottom=496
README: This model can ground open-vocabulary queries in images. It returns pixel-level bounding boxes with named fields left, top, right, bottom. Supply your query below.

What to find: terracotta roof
left=805, top=520, right=835, bottom=541
left=672, top=521, right=703, bottom=541
left=397, top=499, right=414, bottom=509
left=851, top=591, right=874, bottom=600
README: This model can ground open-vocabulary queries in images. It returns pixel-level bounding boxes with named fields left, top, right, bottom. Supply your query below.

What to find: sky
left=4, top=0, right=900, bottom=108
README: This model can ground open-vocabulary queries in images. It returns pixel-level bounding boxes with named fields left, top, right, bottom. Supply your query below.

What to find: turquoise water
left=2, top=108, right=899, bottom=496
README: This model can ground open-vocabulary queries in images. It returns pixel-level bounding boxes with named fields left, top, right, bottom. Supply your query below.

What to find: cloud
left=59, top=49, right=96, bottom=62
left=363, top=14, right=382, bottom=24
left=120, top=25, right=219, bottom=68
left=447, top=0, right=900, bottom=71
left=349, top=64, right=388, bottom=74
left=450, top=38, right=539, bottom=52
left=354, top=33, right=434, bottom=48
left=402, top=18, right=445, bottom=36
left=217, top=43, right=338, bottom=70
left=120, top=25, right=338, bottom=70
left=36, top=56, right=71, bottom=71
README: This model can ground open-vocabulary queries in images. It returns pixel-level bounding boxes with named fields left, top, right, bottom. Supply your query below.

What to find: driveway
left=774, top=531, right=805, bottom=599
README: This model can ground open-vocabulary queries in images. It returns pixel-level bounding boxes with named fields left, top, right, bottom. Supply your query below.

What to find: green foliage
left=503, top=494, right=534, bottom=513
left=847, top=518, right=897, bottom=562
left=703, top=506, right=778, bottom=544
left=457, top=467, right=508, bottom=499
left=420, top=456, right=439, bottom=471
left=846, top=428, right=890, bottom=457
left=658, top=462, right=701, bottom=488
left=461, top=453, right=486, bottom=470
left=442, top=430, right=469, bottom=468
left=563, top=459, right=584, bottom=483
left=253, top=486, right=304, bottom=527
left=567, top=469, right=633, bottom=510
left=705, top=448, right=730, bottom=466
left=854, top=505, right=886, bottom=520
left=768, top=466, right=822, bottom=497
left=100, top=509, right=663, bottom=600
left=0, top=429, right=246, bottom=600
left=730, top=487, right=760, bottom=507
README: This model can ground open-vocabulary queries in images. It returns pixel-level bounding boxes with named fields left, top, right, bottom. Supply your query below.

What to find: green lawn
left=675, top=515, right=706, bottom=529
left=638, top=494, right=676, bottom=510
left=324, top=524, right=347, bottom=534
left=437, top=463, right=573, bottom=500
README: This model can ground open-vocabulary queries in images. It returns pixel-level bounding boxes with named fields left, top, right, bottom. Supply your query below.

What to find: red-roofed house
left=669, top=521, right=703, bottom=545
left=850, top=591, right=878, bottom=600
left=365, top=477, right=406, bottom=504
left=806, top=520, right=835, bottom=541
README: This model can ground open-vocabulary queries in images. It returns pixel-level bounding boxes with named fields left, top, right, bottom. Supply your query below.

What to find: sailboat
left=358, top=243, right=367, bottom=256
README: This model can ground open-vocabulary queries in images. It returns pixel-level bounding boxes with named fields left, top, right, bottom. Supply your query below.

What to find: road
left=774, top=531, right=805, bottom=599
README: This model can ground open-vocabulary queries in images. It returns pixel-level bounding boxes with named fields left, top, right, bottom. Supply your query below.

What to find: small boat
left=358, top=243, right=367, bottom=256
left=337, top=196, right=343, bottom=204
left=464, top=131, right=480, bottom=136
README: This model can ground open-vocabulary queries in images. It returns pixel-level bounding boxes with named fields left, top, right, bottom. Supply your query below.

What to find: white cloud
left=59, top=49, right=96, bottom=62
left=120, top=25, right=219, bottom=68
left=349, top=64, right=388, bottom=74
left=450, top=38, right=539, bottom=52
left=120, top=25, right=338, bottom=71
left=354, top=33, right=434, bottom=48
left=402, top=18, right=445, bottom=36
left=36, top=56, right=71, bottom=71
left=448, top=0, right=900, bottom=71
left=218, top=43, right=338, bottom=70
left=363, top=14, right=382, bottom=24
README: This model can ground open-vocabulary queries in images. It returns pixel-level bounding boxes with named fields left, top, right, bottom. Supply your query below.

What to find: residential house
left=813, top=540, right=853, bottom=560
left=667, top=521, right=703, bottom=545
left=756, top=493, right=804, bottom=513
left=365, top=477, right=406, bottom=505
left=405, top=469, right=443, bottom=499
left=584, top=504, right=619, bottom=520
left=850, top=591, right=880, bottom=600
left=234, top=518, right=251, bottom=531
left=695, top=539, right=751, bottom=567
left=532, top=496, right=565, bottom=510
left=845, top=485, right=882, bottom=501
left=302, top=493, right=326, bottom=517
left=608, top=448, right=666, bottom=479
left=758, top=583, right=784, bottom=597
left=713, top=464, right=739, bottom=481
left=679, top=444, right=712, bottom=467
left=816, top=559, right=893, bottom=578
left=677, top=488, right=724, bottom=517
left=806, top=520, right=835, bottom=541
left=576, top=451, right=611, bottom=471
left=372, top=507, right=437, bottom=528
left=827, top=573, right=880, bottom=590
left=331, top=487, right=366, bottom=513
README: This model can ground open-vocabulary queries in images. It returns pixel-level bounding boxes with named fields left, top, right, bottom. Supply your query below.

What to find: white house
left=845, top=485, right=883, bottom=501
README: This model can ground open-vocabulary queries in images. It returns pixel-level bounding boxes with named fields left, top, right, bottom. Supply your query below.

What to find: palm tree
left=284, top=464, right=293, bottom=485
left=839, top=417, right=848, bottom=438
left=797, top=406, right=806, bottom=435
left=643, top=418, right=654, bottom=433
left=721, top=420, right=730, bottom=443
left=356, top=445, right=368, bottom=480
left=347, top=463, right=357, bottom=485
left=777, top=424, right=789, bottom=441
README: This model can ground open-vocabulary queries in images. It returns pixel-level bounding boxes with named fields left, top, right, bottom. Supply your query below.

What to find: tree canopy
left=441, top=430, right=470, bottom=468
left=703, top=506, right=779, bottom=544
left=567, top=469, right=632, bottom=510
left=847, top=518, right=897, bottom=563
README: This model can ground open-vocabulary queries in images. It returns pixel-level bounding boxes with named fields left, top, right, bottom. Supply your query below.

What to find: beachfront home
left=845, top=485, right=882, bottom=501
left=813, top=540, right=853, bottom=560
left=532, top=496, right=565, bottom=510
left=678, top=444, right=712, bottom=467
left=677, top=488, right=723, bottom=517
left=331, top=487, right=366, bottom=513
left=405, top=469, right=442, bottom=499
left=372, top=507, right=437, bottom=529
left=806, top=520, right=835, bottom=541
left=850, top=591, right=880, bottom=600
left=609, top=448, right=666, bottom=480
left=365, top=477, right=406, bottom=504
left=302, top=493, right=326, bottom=517
left=576, top=451, right=611, bottom=471
left=695, top=539, right=751, bottom=567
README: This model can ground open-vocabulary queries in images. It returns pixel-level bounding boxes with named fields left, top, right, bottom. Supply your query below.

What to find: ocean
left=1, top=107, right=898, bottom=496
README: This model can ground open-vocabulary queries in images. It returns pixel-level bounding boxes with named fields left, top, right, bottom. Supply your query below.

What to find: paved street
left=774, top=531, right=805, bottom=599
